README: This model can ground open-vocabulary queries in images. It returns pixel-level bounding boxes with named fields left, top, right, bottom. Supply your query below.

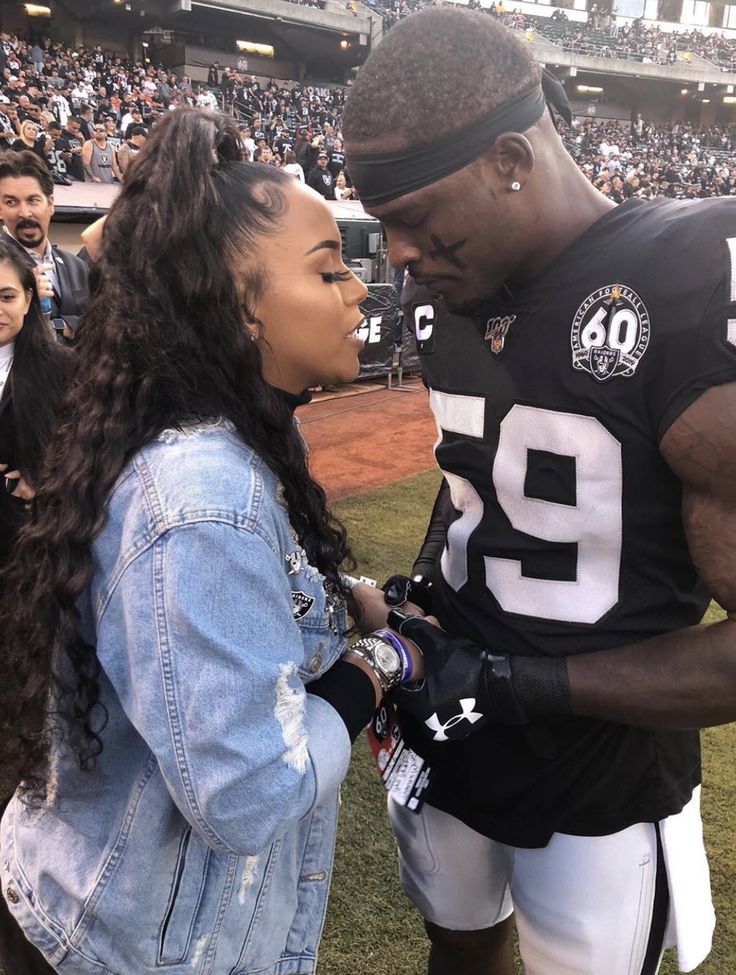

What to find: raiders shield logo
left=291, top=591, right=315, bottom=620
left=590, top=346, right=620, bottom=380
left=571, top=284, right=650, bottom=382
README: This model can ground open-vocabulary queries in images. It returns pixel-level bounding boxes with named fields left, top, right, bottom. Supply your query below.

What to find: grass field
left=1, top=469, right=733, bottom=974
left=319, top=469, right=736, bottom=975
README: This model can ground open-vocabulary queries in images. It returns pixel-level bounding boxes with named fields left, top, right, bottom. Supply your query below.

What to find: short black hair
left=0, top=150, right=54, bottom=198
left=344, top=8, right=540, bottom=150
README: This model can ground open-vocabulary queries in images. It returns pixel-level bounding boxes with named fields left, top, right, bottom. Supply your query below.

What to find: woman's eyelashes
left=321, top=270, right=353, bottom=283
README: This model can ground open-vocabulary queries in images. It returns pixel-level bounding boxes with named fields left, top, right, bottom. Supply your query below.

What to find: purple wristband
left=373, top=628, right=413, bottom=683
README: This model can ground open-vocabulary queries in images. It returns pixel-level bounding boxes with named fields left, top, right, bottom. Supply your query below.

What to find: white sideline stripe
left=429, top=389, right=486, bottom=439
left=728, top=238, right=736, bottom=303
left=728, top=320, right=736, bottom=348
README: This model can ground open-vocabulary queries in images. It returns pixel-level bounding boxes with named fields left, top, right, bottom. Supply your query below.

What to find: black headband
left=348, top=69, right=572, bottom=207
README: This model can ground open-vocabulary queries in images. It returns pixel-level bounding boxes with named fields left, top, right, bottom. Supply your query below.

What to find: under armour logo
left=425, top=698, right=483, bottom=742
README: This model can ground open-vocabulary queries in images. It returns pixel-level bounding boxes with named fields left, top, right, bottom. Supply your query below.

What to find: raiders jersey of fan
left=401, top=197, right=736, bottom=848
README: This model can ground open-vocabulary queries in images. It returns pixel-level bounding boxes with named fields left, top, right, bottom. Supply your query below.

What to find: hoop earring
left=510, top=181, right=522, bottom=192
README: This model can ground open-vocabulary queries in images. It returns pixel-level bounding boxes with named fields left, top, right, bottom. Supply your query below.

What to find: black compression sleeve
left=411, top=478, right=452, bottom=578
left=307, top=660, right=376, bottom=742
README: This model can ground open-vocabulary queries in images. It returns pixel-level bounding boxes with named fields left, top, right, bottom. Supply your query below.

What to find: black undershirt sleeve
left=307, top=660, right=376, bottom=742
left=411, top=477, right=451, bottom=578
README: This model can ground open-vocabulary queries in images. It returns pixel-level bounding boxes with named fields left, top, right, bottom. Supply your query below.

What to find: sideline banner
left=357, top=285, right=400, bottom=379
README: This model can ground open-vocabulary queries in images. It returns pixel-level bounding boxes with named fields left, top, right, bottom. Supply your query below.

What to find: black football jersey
left=402, top=198, right=736, bottom=847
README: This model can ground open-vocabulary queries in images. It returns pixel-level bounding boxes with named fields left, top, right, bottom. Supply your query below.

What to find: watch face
left=374, top=642, right=401, bottom=677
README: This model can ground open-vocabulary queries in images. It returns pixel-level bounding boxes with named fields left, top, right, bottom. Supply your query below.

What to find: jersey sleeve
left=651, top=242, right=736, bottom=442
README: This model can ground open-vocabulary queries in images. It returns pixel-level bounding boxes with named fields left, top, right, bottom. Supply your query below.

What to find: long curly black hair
left=0, top=109, right=355, bottom=797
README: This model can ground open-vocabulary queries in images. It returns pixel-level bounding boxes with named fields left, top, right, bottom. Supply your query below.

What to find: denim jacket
left=1, top=421, right=352, bottom=975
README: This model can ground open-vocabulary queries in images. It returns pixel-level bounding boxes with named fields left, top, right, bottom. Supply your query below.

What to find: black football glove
left=389, top=610, right=570, bottom=742
left=382, top=573, right=434, bottom=615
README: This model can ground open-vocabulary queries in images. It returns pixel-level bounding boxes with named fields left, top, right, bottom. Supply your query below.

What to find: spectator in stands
left=82, top=122, right=121, bottom=183
left=305, top=133, right=324, bottom=174
left=238, top=123, right=255, bottom=160
left=117, top=123, right=146, bottom=175
left=283, top=147, right=305, bottom=181
left=0, top=99, right=17, bottom=148
left=57, top=116, right=85, bottom=181
left=123, top=108, right=144, bottom=138
left=294, top=126, right=312, bottom=169
left=44, top=121, right=72, bottom=185
left=29, top=43, right=44, bottom=77
left=0, top=107, right=418, bottom=975
left=221, top=66, right=235, bottom=108
left=0, top=151, right=89, bottom=339
left=119, top=101, right=137, bottom=134
left=78, top=103, right=94, bottom=141
left=334, top=171, right=355, bottom=199
left=307, top=149, right=335, bottom=199
left=10, top=119, right=49, bottom=164
left=104, top=117, right=121, bottom=146
left=47, top=87, right=71, bottom=127
left=255, top=143, right=275, bottom=164
left=0, top=238, right=69, bottom=566
left=196, top=85, right=218, bottom=111
left=207, top=60, right=220, bottom=87
left=328, top=137, right=346, bottom=178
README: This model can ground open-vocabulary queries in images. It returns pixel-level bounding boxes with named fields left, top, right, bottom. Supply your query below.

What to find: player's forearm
left=568, top=616, right=736, bottom=729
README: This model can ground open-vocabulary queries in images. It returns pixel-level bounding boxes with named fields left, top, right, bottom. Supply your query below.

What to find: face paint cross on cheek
left=428, top=233, right=468, bottom=269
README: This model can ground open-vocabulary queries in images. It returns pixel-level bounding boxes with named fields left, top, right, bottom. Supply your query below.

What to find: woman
left=10, top=119, right=50, bottom=164
left=0, top=110, right=421, bottom=974
left=0, top=238, right=68, bottom=566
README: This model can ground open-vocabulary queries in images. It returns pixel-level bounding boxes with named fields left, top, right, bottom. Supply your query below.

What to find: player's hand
left=388, top=611, right=570, bottom=739
left=32, top=264, right=54, bottom=302
left=351, top=581, right=425, bottom=634
left=382, top=573, right=434, bottom=614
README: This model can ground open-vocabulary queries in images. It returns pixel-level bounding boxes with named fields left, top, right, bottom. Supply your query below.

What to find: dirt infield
left=297, top=378, right=437, bottom=499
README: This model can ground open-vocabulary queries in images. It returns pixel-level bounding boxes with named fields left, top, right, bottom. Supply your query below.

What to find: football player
left=344, top=9, right=736, bottom=975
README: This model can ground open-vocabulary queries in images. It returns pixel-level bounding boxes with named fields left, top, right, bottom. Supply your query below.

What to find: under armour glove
left=389, top=611, right=571, bottom=742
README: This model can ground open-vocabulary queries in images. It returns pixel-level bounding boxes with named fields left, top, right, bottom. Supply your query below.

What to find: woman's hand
left=387, top=622, right=437, bottom=683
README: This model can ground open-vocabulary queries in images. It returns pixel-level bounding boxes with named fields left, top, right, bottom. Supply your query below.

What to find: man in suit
left=0, top=150, right=89, bottom=341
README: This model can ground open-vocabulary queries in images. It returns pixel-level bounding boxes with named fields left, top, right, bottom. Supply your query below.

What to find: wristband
left=373, top=628, right=413, bottom=683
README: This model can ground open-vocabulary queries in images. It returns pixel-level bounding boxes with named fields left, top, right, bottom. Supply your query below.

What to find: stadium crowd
left=538, top=14, right=736, bottom=68
left=568, top=117, right=736, bottom=197
left=464, top=5, right=736, bottom=70
left=4, top=22, right=736, bottom=199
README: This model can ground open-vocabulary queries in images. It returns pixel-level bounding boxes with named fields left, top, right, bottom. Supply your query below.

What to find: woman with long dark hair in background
left=0, top=110, right=421, bottom=974
left=0, top=237, right=68, bottom=565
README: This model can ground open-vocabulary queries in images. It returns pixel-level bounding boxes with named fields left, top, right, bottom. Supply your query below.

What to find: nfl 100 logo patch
left=571, top=284, right=650, bottom=382
left=484, top=315, right=517, bottom=355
